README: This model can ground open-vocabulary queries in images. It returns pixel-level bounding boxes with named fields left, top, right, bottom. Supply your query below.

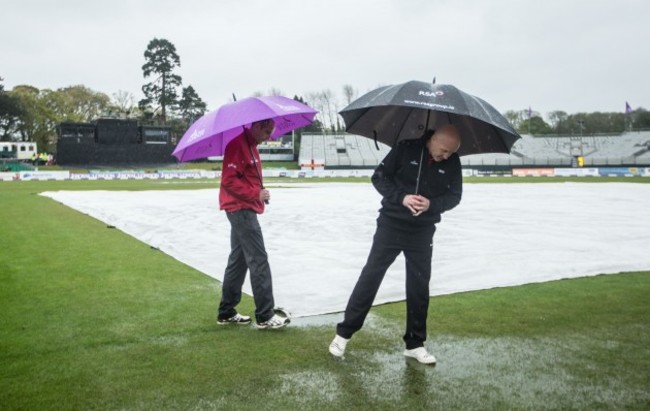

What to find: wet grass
left=1, top=179, right=649, bottom=410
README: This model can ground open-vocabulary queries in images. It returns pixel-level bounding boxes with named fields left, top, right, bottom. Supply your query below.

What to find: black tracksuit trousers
left=336, top=222, right=434, bottom=349
left=218, top=209, right=275, bottom=323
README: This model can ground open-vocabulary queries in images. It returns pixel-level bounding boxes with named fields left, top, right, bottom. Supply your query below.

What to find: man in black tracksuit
left=329, top=124, right=463, bottom=365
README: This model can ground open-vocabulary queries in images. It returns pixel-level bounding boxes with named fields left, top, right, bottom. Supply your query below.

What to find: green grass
left=1, top=178, right=649, bottom=410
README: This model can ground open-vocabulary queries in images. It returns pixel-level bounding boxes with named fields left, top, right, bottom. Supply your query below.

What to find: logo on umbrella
left=188, top=128, right=205, bottom=143
left=419, top=90, right=445, bottom=97
left=404, top=99, right=455, bottom=111
left=273, top=103, right=301, bottom=112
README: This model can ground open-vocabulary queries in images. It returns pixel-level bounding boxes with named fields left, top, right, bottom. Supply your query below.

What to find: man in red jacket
left=217, top=118, right=290, bottom=329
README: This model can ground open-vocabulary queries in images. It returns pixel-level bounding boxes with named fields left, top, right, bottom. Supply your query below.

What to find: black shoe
left=217, top=313, right=251, bottom=325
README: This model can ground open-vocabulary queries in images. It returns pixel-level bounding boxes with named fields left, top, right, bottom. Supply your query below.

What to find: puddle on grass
left=371, top=335, right=648, bottom=408
left=278, top=333, right=649, bottom=409
left=290, top=312, right=342, bottom=327
left=279, top=371, right=340, bottom=404
left=273, top=311, right=648, bottom=407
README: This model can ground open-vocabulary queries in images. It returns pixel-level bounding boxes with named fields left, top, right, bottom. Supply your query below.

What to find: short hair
left=252, top=119, right=275, bottom=129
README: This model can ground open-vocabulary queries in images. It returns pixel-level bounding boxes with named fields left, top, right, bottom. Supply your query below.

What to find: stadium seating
left=299, top=131, right=650, bottom=169
left=300, top=133, right=391, bottom=168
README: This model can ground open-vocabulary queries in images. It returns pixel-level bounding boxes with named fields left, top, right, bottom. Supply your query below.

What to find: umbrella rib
left=343, top=108, right=370, bottom=133
left=177, top=148, right=185, bottom=163
left=299, top=113, right=314, bottom=124
left=393, top=107, right=416, bottom=147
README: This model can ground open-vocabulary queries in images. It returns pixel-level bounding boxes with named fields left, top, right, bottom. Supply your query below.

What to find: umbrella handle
left=414, top=110, right=431, bottom=195
left=414, top=147, right=424, bottom=195
left=260, top=184, right=269, bottom=205
left=248, top=139, right=269, bottom=204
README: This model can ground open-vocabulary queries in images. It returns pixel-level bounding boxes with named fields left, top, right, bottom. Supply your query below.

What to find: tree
left=140, top=38, right=182, bottom=124
left=632, top=108, right=650, bottom=129
left=289, top=95, right=323, bottom=155
left=521, top=116, right=553, bottom=135
left=49, top=85, right=111, bottom=122
left=293, top=95, right=322, bottom=133
left=7, top=85, right=57, bottom=151
left=2, top=84, right=111, bottom=151
left=111, top=90, right=137, bottom=118
left=177, top=85, right=207, bottom=125
left=504, top=108, right=552, bottom=135
left=0, top=77, right=26, bottom=141
left=342, top=84, right=357, bottom=105
left=167, top=117, right=191, bottom=142
left=504, top=110, right=525, bottom=130
left=581, top=112, right=625, bottom=134
left=547, top=111, right=569, bottom=133
left=252, top=88, right=283, bottom=98
left=306, top=89, right=340, bottom=132
left=554, top=112, right=626, bottom=135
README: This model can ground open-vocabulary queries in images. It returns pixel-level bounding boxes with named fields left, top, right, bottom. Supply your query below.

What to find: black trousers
left=336, top=222, right=434, bottom=349
left=218, top=210, right=275, bottom=323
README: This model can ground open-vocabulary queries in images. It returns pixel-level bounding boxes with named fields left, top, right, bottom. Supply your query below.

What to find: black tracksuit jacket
left=371, top=137, right=463, bottom=233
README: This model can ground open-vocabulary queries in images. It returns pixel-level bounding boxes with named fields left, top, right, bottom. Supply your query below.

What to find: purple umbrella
left=172, top=95, right=318, bottom=162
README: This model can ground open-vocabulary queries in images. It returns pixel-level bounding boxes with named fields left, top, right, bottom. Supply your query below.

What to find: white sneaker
left=403, top=347, right=436, bottom=365
left=329, top=335, right=349, bottom=358
left=255, top=314, right=290, bottom=330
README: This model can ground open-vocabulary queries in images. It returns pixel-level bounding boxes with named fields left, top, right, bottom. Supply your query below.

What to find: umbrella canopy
left=173, top=95, right=318, bottom=162
left=339, top=80, right=521, bottom=156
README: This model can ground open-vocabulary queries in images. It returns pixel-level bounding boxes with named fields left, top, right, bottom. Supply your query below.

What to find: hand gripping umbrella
left=172, top=95, right=318, bottom=162
left=339, top=80, right=521, bottom=156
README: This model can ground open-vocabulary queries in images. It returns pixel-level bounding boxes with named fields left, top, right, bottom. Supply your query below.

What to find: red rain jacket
left=219, top=130, right=265, bottom=214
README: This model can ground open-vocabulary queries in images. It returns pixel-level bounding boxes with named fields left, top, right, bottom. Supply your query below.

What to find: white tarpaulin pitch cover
left=41, top=182, right=650, bottom=317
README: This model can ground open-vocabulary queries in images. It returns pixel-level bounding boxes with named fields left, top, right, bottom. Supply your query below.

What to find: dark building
left=56, top=118, right=175, bottom=165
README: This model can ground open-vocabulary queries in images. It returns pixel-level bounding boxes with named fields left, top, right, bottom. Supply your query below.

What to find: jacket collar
left=243, top=128, right=257, bottom=146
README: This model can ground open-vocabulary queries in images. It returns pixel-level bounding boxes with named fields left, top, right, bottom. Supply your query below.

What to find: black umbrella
left=339, top=80, right=521, bottom=156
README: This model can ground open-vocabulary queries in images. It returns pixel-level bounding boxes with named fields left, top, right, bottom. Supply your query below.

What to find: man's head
left=250, top=119, right=276, bottom=144
left=425, top=124, right=461, bottom=162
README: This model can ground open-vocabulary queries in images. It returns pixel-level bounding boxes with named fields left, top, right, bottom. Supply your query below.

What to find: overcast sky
left=2, top=0, right=648, bottom=117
